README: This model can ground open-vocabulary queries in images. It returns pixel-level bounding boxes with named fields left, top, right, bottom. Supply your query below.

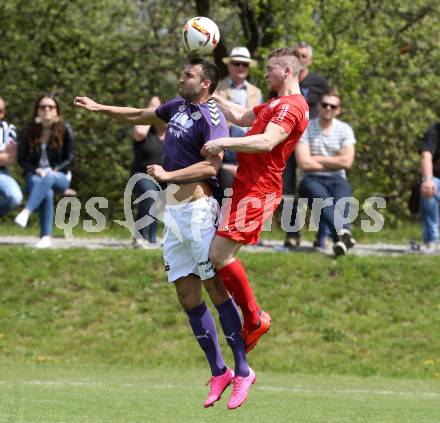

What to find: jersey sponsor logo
left=178, top=105, right=186, bottom=112
left=277, top=104, right=290, bottom=121
left=269, top=99, right=281, bottom=109
left=168, top=111, right=194, bottom=138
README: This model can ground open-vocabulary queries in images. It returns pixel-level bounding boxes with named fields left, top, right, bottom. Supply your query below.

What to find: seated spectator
left=283, top=41, right=329, bottom=249
left=0, top=96, right=23, bottom=216
left=419, top=122, right=440, bottom=253
left=295, top=90, right=356, bottom=256
left=215, top=47, right=261, bottom=203
left=131, top=96, right=166, bottom=247
left=15, top=94, right=74, bottom=248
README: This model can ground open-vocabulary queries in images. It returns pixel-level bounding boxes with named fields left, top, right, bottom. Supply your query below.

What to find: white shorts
left=163, top=196, right=219, bottom=283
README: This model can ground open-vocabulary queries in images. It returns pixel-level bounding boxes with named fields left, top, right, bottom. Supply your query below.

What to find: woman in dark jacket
left=131, top=96, right=165, bottom=246
left=15, top=94, right=74, bottom=248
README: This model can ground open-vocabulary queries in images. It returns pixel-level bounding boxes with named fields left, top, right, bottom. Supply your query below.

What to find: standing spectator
left=419, top=122, right=440, bottom=252
left=215, top=47, right=262, bottom=202
left=295, top=90, right=356, bottom=256
left=283, top=41, right=329, bottom=248
left=15, top=94, right=74, bottom=248
left=0, top=97, right=23, bottom=216
left=131, top=96, right=166, bottom=246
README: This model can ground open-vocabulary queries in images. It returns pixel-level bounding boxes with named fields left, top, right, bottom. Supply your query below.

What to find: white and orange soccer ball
left=182, top=17, right=220, bottom=55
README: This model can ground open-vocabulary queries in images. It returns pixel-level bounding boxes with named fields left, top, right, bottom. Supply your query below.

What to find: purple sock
left=216, top=298, right=250, bottom=377
left=186, top=302, right=226, bottom=377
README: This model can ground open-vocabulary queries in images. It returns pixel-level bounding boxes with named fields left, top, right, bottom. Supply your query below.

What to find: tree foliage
left=1, top=0, right=439, bottom=223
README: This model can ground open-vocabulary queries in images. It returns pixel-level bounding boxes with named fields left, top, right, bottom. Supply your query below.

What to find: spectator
left=215, top=47, right=262, bottom=202
left=131, top=96, right=166, bottom=247
left=295, top=90, right=356, bottom=256
left=419, top=122, right=440, bottom=252
left=15, top=94, right=74, bottom=248
left=0, top=97, right=23, bottom=216
left=283, top=41, right=329, bottom=249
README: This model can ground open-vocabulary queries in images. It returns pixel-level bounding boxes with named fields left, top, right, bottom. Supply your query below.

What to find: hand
left=73, top=96, right=101, bottom=112
left=146, top=164, right=170, bottom=182
left=201, top=139, right=226, bottom=157
left=421, top=179, right=436, bottom=198
left=36, top=168, right=50, bottom=177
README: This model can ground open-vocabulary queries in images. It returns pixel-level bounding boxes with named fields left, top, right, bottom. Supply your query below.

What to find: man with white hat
left=216, top=47, right=262, bottom=134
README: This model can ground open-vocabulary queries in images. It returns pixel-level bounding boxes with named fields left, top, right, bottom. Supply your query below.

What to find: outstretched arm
left=73, top=96, right=164, bottom=126
left=212, top=94, right=256, bottom=127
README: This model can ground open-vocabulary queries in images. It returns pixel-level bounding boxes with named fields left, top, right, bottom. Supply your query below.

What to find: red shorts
left=216, top=190, right=281, bottom=244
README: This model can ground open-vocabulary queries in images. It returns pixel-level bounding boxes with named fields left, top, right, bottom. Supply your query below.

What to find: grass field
left=1, top=247, right=440, bottom=421
left=1, top=365, right=439, bottom=423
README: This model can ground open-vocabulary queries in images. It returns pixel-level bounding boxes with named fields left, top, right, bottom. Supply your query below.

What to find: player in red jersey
left=201, top=48, right=309, bottom=353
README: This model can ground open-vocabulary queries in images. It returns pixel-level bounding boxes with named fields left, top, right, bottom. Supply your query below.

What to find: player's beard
left=178, top=84, right=201, bottom=102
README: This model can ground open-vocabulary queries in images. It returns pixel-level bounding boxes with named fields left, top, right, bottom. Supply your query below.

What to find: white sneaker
left=15, top=209, right=30, bottom=228
left=422, top=242, right=439, bottom=254
left=35, top=236, right=52, bottom=249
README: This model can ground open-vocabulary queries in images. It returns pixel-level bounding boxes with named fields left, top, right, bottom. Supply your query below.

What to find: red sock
left=218, top=259, right=260, bottom=329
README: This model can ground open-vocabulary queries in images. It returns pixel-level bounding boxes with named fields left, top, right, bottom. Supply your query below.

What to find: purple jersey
left=155, top=96, right=229, bottom=186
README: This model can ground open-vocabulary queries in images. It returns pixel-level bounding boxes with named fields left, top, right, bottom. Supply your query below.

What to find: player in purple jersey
left=74, top=58, right=255, bottom=409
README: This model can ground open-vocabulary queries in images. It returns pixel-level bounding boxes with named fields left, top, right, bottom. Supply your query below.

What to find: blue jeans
left=0, top=169, right=23, bottom=216
left=419, top=177, right=440, bottom=243
left=299, top=174, right=353, bottom=243
left=133, top=176, right=161, bottom=243
left=25, top=171, right=70, bottom=237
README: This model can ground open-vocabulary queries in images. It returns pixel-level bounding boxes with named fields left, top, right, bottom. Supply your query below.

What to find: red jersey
left=234, top=94, right=309, bottom=196
left=216, top=94, right=309, bottom=245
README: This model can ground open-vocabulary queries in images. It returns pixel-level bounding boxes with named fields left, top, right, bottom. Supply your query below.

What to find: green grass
left=1, top=364, right=439, bottom=423
left=1, top=247, right=440, bottom=421
left=1, top=247, right=439, bottom=379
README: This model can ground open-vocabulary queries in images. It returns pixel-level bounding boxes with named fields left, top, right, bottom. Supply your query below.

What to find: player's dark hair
left=188, top=57, right=219, bottom=94
left=321, top=88, right=342, bottom=106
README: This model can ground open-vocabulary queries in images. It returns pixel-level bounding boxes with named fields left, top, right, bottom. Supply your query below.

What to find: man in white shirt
left=295, top=90, right=356, bottom=256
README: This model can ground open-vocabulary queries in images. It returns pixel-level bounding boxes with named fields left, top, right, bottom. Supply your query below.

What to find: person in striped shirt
left=0, top=97, right=23, bottom=217
left=295, top=89, right=356, bottom=256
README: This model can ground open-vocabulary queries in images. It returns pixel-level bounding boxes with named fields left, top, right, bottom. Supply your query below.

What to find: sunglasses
left=231, top=62, right=249, bottom=68
left=39, top=105, right=56, bottom=110
left=321, top=102, right=339, bottom=110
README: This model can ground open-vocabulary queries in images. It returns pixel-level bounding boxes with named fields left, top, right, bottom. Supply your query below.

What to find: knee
left=209, top=244, right=226, bottom=269
left=204, top=278, right=229, bottom=305
left=10, top=191, right=23, bottom=208
left=176, top=290, right=201, bottom=310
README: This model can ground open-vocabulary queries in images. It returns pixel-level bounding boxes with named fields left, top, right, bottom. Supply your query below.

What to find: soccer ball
left=182, top=17, right=220, bottom=55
